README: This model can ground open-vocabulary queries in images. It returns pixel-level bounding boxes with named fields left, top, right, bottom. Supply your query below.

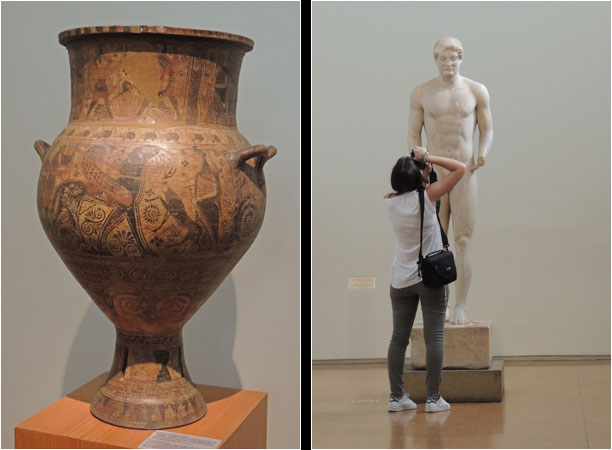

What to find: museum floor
left=312, top=360, right=610, bottom=449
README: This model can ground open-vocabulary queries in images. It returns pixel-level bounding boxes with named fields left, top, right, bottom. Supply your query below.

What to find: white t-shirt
left=384, top=190, right=443, bottom=288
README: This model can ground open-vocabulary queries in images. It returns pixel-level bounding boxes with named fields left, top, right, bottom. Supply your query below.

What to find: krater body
left=35, top=26, right=276, bottom=429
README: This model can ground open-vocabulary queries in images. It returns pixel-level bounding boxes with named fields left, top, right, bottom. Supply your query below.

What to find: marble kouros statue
left=408, top=37, right=493, bottom=324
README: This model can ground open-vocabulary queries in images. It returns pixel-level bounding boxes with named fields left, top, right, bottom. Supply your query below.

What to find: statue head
left=433, top=37, right=463, bottom=79
left=433, top=37, right=463, bottom=60
left=391, top=157, right=422, bottom=194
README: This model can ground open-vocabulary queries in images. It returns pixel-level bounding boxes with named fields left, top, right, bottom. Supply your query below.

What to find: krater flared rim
left=58, top=25, right=254, bottom=51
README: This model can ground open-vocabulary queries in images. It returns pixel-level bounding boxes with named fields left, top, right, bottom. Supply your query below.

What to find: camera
left=410, top=150, right=428, bottom=170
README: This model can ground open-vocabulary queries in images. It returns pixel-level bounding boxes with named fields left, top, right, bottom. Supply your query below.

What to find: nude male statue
left=408, top=37, right=493, bottom=324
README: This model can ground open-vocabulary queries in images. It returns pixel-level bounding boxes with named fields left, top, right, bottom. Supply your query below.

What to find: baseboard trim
left=499, top=355, right=610, bottom=362
left=312, top=355, right=610, bottom=365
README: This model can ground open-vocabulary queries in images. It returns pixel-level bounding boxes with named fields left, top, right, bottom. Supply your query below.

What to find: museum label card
left=138, top=430, right=221, bottom=449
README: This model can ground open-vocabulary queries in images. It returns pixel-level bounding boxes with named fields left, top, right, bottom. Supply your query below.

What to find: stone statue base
left=403, top=358, right=504, bottom=402
left=410, top=320, right=492, bottom=369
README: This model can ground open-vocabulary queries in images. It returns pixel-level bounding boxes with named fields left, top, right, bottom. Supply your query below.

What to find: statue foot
left=445, top=306, right=451, bottom=322
left=451, top=306, right=471, bottom=325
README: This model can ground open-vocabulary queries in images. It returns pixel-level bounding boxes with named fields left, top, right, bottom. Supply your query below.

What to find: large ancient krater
left=35, top=26, right=276, bottom=429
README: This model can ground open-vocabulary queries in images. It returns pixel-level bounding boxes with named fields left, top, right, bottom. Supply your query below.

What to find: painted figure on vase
left=407, top=37, right=493, bottom=324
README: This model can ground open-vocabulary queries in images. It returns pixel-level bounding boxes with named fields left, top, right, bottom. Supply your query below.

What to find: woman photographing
left=383, top=146, right=466, bottom=413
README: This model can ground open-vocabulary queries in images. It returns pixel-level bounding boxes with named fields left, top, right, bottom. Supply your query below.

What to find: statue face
left=436, top=49, right=461, bottom=78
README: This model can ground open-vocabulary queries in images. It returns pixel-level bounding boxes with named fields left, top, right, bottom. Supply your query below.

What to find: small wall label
left=348, top=276, right=376, bottom=289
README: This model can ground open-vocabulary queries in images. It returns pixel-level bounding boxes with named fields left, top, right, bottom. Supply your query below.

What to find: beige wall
left=1, top=2, right=299, bottom=448
left=313, top=2, right=610, bottom=360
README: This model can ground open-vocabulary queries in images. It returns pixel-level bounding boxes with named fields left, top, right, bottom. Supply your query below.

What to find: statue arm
left=407, top=87, right=424, bottom=149
left=473, top=83, right=493, bottom=170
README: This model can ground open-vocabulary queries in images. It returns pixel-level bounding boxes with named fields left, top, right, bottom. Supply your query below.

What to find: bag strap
left=418, top=188, right=426, bottom=263
left=418, top=170, right=450, bottom=259
left=434, top=203, right=450, bottom=249
left=428, top=167, right=450, bottom=248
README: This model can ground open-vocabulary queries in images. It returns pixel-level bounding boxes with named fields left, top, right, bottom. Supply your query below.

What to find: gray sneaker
left=388, top=394, right=417, bottom=412
left=425, top=396, right=451, bottom=413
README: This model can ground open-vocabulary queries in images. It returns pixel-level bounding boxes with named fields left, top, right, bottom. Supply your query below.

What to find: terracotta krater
left=35, top=26, right=276, bottom=429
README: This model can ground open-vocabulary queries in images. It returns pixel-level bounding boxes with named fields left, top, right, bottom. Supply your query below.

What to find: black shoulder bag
left=417, top=186, right=457, bottom=288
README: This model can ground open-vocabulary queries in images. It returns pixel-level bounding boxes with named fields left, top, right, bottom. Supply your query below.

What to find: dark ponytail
left=391, top=156, right=422, bottom=194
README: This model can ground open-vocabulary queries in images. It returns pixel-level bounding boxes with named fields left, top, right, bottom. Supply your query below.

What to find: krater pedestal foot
left=90, top=329, right=206, bottom=429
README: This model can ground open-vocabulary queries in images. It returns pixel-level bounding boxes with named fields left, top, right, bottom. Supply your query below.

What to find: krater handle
left=34, top=140, right=51, bottom=162
left=227, top=145, right=277, bottom=183
left=227, top=145, right=277, bottom=169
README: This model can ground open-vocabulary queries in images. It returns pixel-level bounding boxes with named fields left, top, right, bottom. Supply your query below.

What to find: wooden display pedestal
left=15, top=373, right=267, bottom=449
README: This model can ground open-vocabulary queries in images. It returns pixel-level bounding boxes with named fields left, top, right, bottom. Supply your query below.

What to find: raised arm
left=472, top=83, right=493, bottom=171
left=407, top=86, right=425, bottom=149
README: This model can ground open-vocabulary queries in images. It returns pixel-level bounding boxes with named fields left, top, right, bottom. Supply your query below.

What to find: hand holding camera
left=410, top=146, right=429, bottom=170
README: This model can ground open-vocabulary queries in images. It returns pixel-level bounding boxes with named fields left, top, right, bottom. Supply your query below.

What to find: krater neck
left=63, top=28, right=250, bottom=128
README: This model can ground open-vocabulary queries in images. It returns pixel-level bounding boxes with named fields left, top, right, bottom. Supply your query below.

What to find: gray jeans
left=388, top=282, right=447, bottom=398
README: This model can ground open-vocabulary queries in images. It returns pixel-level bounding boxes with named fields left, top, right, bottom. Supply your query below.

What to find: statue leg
left=448, top=172, right=477, bottom=324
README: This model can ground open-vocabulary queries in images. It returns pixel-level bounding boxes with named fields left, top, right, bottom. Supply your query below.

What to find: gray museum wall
left=313, top=2, right=610, bottom=360
left=1, top=2, right=299, bottom=448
